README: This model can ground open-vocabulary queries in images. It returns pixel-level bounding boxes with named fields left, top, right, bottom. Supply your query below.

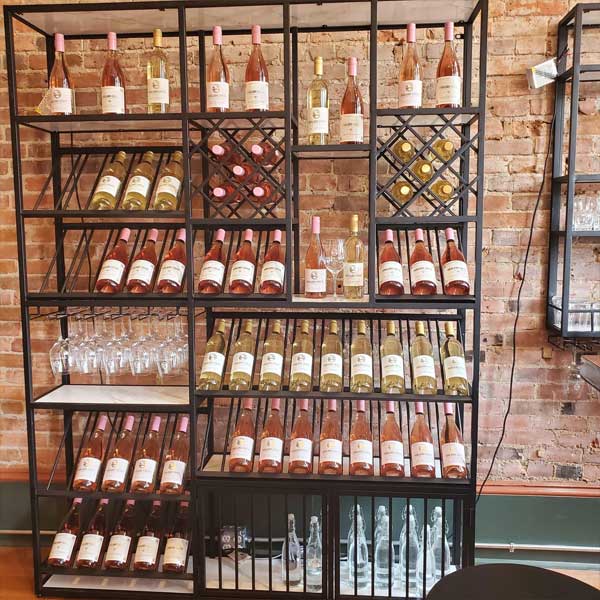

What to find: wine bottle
left=159, top=416, right=189, bottom=494
left=431, top=138, right=456, bottom=161
left=163, top=501, right=190, bottom=573
left=259, top=230, right=285, bottom=295
left=198, top=320, right=227, bottom=390
left=73, top=415, right=108, bottom=491
left=101, top=32, right=126, bottom=115
left=350, top=320, right=373, bottom=393
left=259, top=320, right=285, bottom=391
left=258, top=397, right=284, bottom=473
left=378, top=229, right=405, bottom=295
left=318, top=399, right=342, bottom=475
left=441, top=228, right=470, bottom=295
left=105, top=500, right=136, bottom=570
left=147, top=28, right=169, bottom=114
left=380, top=401, right=405, bottom=477
left=441, top=321, right=469, bottom=395
left=305, top=216, right=327, bottom=298
left=392, top=139, right=415, bottom=163
left=47, top=498, right=82, bottom=567
left=305, top=516, right=322, bottom=592
left=133, top=500, right=162, bottom=571
left=307, top=56, right=329, bottom=145
left=48, top=33, right=74, bottom=115
left=409, top=228, right=437, bottom=295
left=343, top=213, right=365, bottom=299
left=152, top=151, right=184, bottom=210
left=207, top=26, right=230, bottom=112
left=380, top=321, right=405, bottom=394
left=436, top=22, right=462, bottom=108
left=126, top=229, right=158, bottom=294
left=229, top=320, right=255, bottom=391
left=289, top=320, right=313, bottom=392
left=281, top=513, right=303, bottom=585
left=211, top=142, right=243, bottom=166
left=431, top=179, right=455, bottom=201
left=157, top=229, right=186, bottom=294
left=197, top=228, right=226, bottom=295
left=319, top=320, right=343, bottom=392
left=410, top=402, right=435, bottom=477
left=288, top=398, right=313, bottom=474
left=411, top=158, right=433, bottom=182
left=95, top=229, right=131, bottom=294
left=122, top=151, right=155, bottom=210
left=440, top=403, right=468, bottom=478
left=130, top=415, right=161, bottom=493
left=340, top=57, right=364, bottom=144
left=349, top=400, right=374, bottom=476
left=252, top=182, right=275, bottom=205
left=229, top=398, right=255, bottom=473
left=245, top=25, right=269, bottom=111
left=229, top=229, right=256, bottom=295
left=398, top=23, right=423, bottom=108
left=410, top=321, right=437, bottom=395
left=76, top=498, right=108, bottom=569
left=391, top=181, right=414, bottom=204
left=101, top=414, right=135, bottom=492
left=250, top=142, right=281, bottom=167
left=89, top=151, right=127, bottom=210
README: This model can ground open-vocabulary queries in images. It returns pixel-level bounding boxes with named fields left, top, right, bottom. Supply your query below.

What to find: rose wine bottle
left=152, top=151, right=184, bottom=211
left=101, top=32, right=126, bottom=115
left=350, top=320, right=373, bottom=393
left=229, top=398, right=255, bottom=473
left=122, top=151, right=155, bottom=210
left=410, top=321, right=437, bottom=395
left=250, top=142, right=282, bottom=167
left=318, top=399, right=343, bottom=475
left=289, top=320, right=313, bottom=392
left=211, top=183, right=239, bottom=205
left=340, top=57, right=364, bottom=144
left=378, top=229, right=405, bottom=295
left=259, top=230, right=285, bottom=295
left=258, top=320, right=284, bottom=392
left=288, top=398, right=313, bottom=474
left=47, top=498, right=82, bottom=567
left=48, top=33, right=74, bottom=115
left=441, top=321, right=469, bottom=396
left=76, top=498, right=109, bottom=569
left=258, top=398, right=284, bottom=473
left=343, top=213, right=365, bottom=300
left=90, top=151, right=127, bottom=210
left=320, top=320, right=343, bottom=392
left=211, top=142, right=243, bottom=166
left=409, top=228, right=437, bottom=295
left=163, top=501, right=190, bottom=573
left=441, top=228, right=470, bottom=295
left=229, top=320, right=255, bottom=391
left=95, top=229, right=131, bottom=294
left=305, top=216, right=327, bottom=298
left=380, top=321, right=405, bottom=394
left=207, top=26, right=230, bottom=112
left=399, top=23, right=423, bottom=108
left=198, top=228, right=226, bottom=295
left=410, top=402, right=435, bottom=478
left=380, top=401, right=405, bottom=477
left=436, top=22, right=462, bottom=108
left=126, top=229, right=158, bottom=294
left=101, top=414, right=135, bottom=492
left=147, top=28, right=170, bottom=114
left=229, top=229, right=256, bottom=295
left=245, top=25, right=269, bottom=111
left=105, top=499, right=136, bottom=570
left=252, top=182, right=274, bottom=205
left=157, top=229, right=186, bottom=294
left=440, top=403, right=467, bottom=478
left=73, top=415, right=108, bottom=491
left=198, top=320, right=227, bottom=391
left=133, top=500, right=162, bottom=571
left=159, top=416, right=189, bottom=494
left=349, top=400, right=374, bottom=476
left=307, top=56, right=329, bottom=145
left=130, top=415, right=161, bottom=493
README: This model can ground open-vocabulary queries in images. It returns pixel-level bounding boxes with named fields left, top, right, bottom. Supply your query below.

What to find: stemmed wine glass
left=323, top=239, right=345, bottom=299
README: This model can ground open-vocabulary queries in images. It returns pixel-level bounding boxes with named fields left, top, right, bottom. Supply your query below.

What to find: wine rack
left=5, top=0, right=487, bottom=598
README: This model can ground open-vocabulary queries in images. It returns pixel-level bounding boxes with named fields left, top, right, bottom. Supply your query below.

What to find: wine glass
left=323, top=239, right=345, bottom=299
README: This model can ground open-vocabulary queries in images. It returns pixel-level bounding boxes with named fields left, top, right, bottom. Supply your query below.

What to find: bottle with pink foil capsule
left=198, top=228, right=227, bottom=295
left=96, top=228, right=131, bottom=294
left=378, top=229, right=405, bottom=295
left=126, top=229, right=158, bottom=294
left=319, top=399, right=343, bottom=475
left=349, top=400, right=374, bottom=476
left=441, top=228, right=470, bottom=295
left=398, top=23, right=423, bottom=109
left=48, top=33, right=75, bottom=115
left=73, top=415, right=109, bottom=491
left=101, top=32, right=126, bottom=115
left=258, top=397, right=284, bottom=473
left=206, top=26, right=230, bottom=112
left=340, top=57, right=364, bottom=144
left=440, top=403, right=467, bottom=478
left=288, top=398, right=313, bottom=474
left=159, top=416, right=190, bottom=494
left=102, top=414, right=136, bottom=492
left=75, top=498, right=109, bottom=569
left=210, top=142, right=242, bottom=166
left=245, top=25, right=269, bottom=111
left=229, top=229, right=256, bottom=295
left=436, top=22, right=462, bottom=108
left=410, top=402, right=435, bottom=478
left=252, top=182, right=275, bottom=205
left=250, top=142, right=282, bottom=167
left=157, top=229, right=186, bottom=294
left=259, top=230, right=285, bottom=295
left=409, top=228, right=437, bottom=295
left=380, top=401, right=405, bottom=477
left=229, top=398, right=255, bottom=473
left=130, top=416, right=162, bottom=493
left=304, top=216, right=327, bottom=298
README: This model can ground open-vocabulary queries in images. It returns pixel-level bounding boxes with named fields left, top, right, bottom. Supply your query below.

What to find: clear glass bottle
left=147, top=28, right=169, bottom=114
left=90, top=151, right=127, bottom=210
left=416, top=524, right=437, bottom=596
left=258, top=397, right=284, bottom=473
left=343, top=213, right=365, bottom=299
left=281, top=513, right=302, bottom=586
left=289, top=398, right=313, bottom=474
left=349, top=400, right=373, bottom=476
left=436, top=22, right=462, bottom=108
left=347, top=511, right=369, bottom=588
left=289, top=320, right=313, bottom=392
left=320, top=320, right=343, bottom=392
left=229, top=398, right=255, bottom=473
left=381, top=401, right=405, bottom=477
left=440, top=403, right=468, bottom=478
left=101, top=32, right=126, bottom=115
left=378, top=229, right=405, bottom=296
left=48, top=33, right=75, bottom=115
left=198, top=320, right=227, bottom=390
left=411, top=158, right=433, bottom=182
left=350, top=320, right=373, bottom=393
left=410, top=321, right=437, bottom=395
left=410, top=402, right=435, bottom=478
left=207, top=26, right=230, bottom=112
left=340, top=57, right=364, bottom=144
left=380, top=320, right=405, bottom=393
left=307, top=56, right=329, bottom=145
left=306, top=516, right=322, bottom=592
left=391, top=181, right=414, bottom=205
left=440, top=321, right=469, bottom=395
left=399, top=505, right=420, bottom=587
left=318, top=399, right=342, bottom=475
left=259, top=320, right=284, bottom=391
left=245, top=25, right=269, bottom=111
left=398, top=23, right=422, bottom=108
left=229, top=320, right=255, bottom=391
left=409, top=229, right=438, bottom=295
left=47, top=497, right=82, bottom=567
left=430, top=507, right=451, bottom=576
left=152, top=151, right=184, bottom=210
left=374, top=513, right=395, bottom=589
left=73, top=415, right=108, bottom=491
left=305, top=216, right=327, bottom=298
left=121, top=151, right=155, bottom=210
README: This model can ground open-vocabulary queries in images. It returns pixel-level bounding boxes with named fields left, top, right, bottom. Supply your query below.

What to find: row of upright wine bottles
left=199, top=319, right=469, bottom=396
left=227, top=398, right=467, bottom=479
left=48, top=498, right=189, bottom=573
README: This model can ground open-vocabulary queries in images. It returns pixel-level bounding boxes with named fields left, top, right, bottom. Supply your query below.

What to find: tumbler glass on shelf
left=323, top=238, right=345, bottom=298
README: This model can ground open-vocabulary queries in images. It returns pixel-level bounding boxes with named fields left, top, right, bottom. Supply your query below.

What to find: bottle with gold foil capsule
left=380, top=321, right=405, bottom=394
left=259, top=320, right=285, bottom=392
left=229, top=320, right=255, bottom=391
left=350, top=320, right=373, bottom=393
left=411, top=158, right=433, bottom=183
left=75, top=499, right=109, bottom=569
left=289, top=320, right=313, bottom=392
left=440, top=321, right=469, bottom=395
left=380, top=401, right=405, bottom=477
left=258, top=398, right=284, bottom=473
left=147, top=28, right=170, bottom=114
left=229, top=398, right=255, bottom=473
left=307, top=56, right=329, bottom=145
left=431, top=138, right=455, bottom=162
left=121, top=151, right=155, bottom=210
left=152, top=151, right=184, bottom=210
left=431, top=179, right=455, bottom=202
left=90, top=151, right=127, bottom=210
left=409, top=402, right=435, bottom=478
left=410, top=321, right=437, bottom=395
left=391, top=139, right=415, bottom=164
left=349, top=400, right=374, bottom=476
left=73, top=415, right=108, bottom=491
left=318, top=399, right=343, bottom=475
left=320, top=320, right=343, bottom=392
left=440, top=403, right=467, bottom=478
left=343, top=213, right=365, bottom=300
left=198, top=320, right=227, bottom=391
left=288, top=398, right=313, bottom=474
left=391, top=181, right=414, bottom=205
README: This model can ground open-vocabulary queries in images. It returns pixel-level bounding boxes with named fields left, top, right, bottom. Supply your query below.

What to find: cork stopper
left=314, top=56, right=323, bottom=76
left=153, top=29, right=163, bottom=48
left=415, top=321, right=426, bottom=336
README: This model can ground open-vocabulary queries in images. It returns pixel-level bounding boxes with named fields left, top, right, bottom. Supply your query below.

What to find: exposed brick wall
left=0, top=0, right=599, bottom=484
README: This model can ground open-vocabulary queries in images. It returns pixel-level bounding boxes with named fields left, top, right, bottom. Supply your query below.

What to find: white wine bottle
left=259, top=320, right=285, bottom=391
left=152, top=151, right=184, bottom=211
left=90, top=151, right=127, bottom=210
left=289, top=320, right=313, bottom=392
left=380, top=321, right=405, bottom=394
left=229, top=320, right=255, bottom=391
left=410, top=322, right=437, bottom=395
left=122, top=151, right=155, bottom=210
left=440, top=322, right=469, bottom=395
left=198, top=320, right=227, bottom=391
left=307, top=56, right=329, bottom=145
left=320, top=320, right=343, bottom=392
left=146, top=28, right=169, bottom=114
left=350, top=320, right=373, bottom=393
left=343, top=213, right=365, bottom=300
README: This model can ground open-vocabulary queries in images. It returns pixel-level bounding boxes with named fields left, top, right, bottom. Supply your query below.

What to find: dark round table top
left=427, top=564, right=600, bottom=600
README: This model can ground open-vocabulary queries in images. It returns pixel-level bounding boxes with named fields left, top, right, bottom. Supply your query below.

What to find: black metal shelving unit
left=4, top=1, right=487, bottom=598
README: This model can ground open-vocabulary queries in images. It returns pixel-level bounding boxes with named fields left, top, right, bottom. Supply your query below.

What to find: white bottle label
left=126, top=259, right=155, bottom=286
left=320, top=438, right=342, bottom=464
left=411, top=441, right=435, bottom=468
left=443, top=356, right=467, bottom=381
left=413, top=354, right=436, bottom=380
left=147, top=77, right=169, bottom=105
left=49, top=532, right=76, bottom=562
left=350, top=439, right=373, bottom=465
left=291, top=352, right=313, bottom=377
left=98, top=259, right=125, bottom=285
left=381, top=354, right=404, bottom=379
left=410, top=260, right=437, bottom=286
left=131, top=458, right=157, bottom=485
left=343, top=262, right=364, bottom=287
left=305, top=268, right=327, bottom=293
left=351, top=353, right=373, bottom=377
left=134, top=535, right=159, bottom=565
left=259, top=436, right=283, bottom=462
left=230, top=435, right=254, bottom=461
left=398, top=79, right=423, bottom=107
left=231, top=351, right=254, bottom=376
left=105, top=534, right=131, bottom=564
left=436, top=75, right=462, bottom=106
left=77, top=533, right=104, bottom=563
left=200, top=351, right=225, bottom=376
left=381, top=440, right=404, bottom=466
left=102, top=457, right=129, bottom=485
left=161, top=459, right=186, bottom=486
left=442, top=260, right=470, bottom=285
left=308, top=106, right=329, bottom=135
left=289, top=437, right=312, bottom=464
left=49, top=87, right=73, bottom=114
left=164, top=537, right=188, bottom=568
left=199, top=259, right=225, bottom=285
left=158, top=260, right=185, bottom=286
left=207, top=81, right=230, bottom=109
left=125, top=175, right=151, bottom=199
left=95, top=175, right=122, bottom=198
left=101, top=85, right=125, bottom=114
left=260, top=261, right=285, bottom=286
left=156, top=175, right=181, bottom=198
left=340, top=113, right=364, bottom=143
left=321, top=353, right=343, bottom=377
left=230, top=260, right=255, bottom=286
left=74, top=456, right=102, bottom=484
left=379, top=261, right=404, bottom=287
left=441, top=442, right=466, bottom=468
left=260, top=352, right=283, bottom=378
left=245, top=80, right=269, bottom=110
